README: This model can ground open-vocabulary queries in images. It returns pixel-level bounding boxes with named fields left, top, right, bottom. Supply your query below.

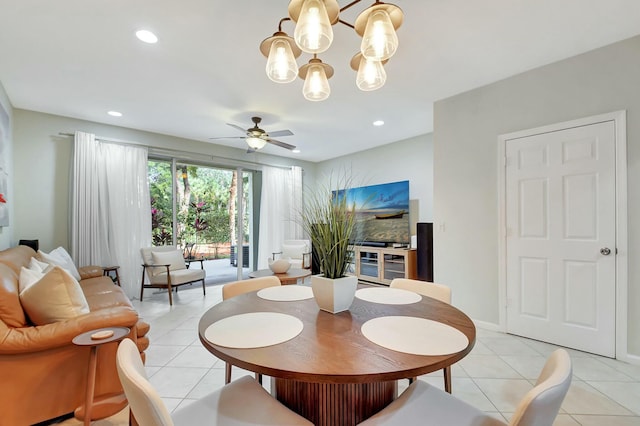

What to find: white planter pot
left=311, top=275, right=358, bottom=314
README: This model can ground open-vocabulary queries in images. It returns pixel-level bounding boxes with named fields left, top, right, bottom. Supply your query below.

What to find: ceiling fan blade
left=209, top=136, right=245, bottom=140
left=268, top=129, right=294, bottom=137
left=266, top=138, right=296, bottom=150
left=227, top=123, right=248, bottom=133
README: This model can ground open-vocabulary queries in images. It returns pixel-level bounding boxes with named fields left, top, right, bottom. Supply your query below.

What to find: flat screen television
left=334, top=180, right=410, bottom=245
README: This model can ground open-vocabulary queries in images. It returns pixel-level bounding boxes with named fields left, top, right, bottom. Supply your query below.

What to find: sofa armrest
left=0, top=306, right=139, bottom=355
left=79, top=265, right=104, bottom=280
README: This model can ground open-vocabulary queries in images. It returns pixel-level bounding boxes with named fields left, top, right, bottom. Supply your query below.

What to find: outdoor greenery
left=302, top=176, right=358, bottom=279
left=148, top=160, right=250, bottom=257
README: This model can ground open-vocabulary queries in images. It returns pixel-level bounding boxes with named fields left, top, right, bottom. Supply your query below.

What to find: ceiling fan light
left=246, top=137, right=267, bottom=150
left=356, top=56, right=387, bottom=91
left=294, top=0, right=334, bottom=53
left=360, top=8, right=398, bottom=61
left=266, top=38, right=299, bottom=83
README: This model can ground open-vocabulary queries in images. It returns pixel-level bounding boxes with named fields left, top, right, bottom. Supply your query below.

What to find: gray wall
left=434, top=35, right=640, bottom=357
left=315, top=133, right=434, bottom=232
left=12, top=109, right=316, bottom=252
left=0, top=82, right=12, bottom=250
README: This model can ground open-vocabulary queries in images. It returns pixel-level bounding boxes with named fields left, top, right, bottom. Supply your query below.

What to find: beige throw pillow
left=19, top=266, right=90, bottom=325
left=151, top=250, right=186, bottom=274
left=19, top=266, right=44, bottom=294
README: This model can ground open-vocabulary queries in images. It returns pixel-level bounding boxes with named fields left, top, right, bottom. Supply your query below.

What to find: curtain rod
left=57, top=132, right=298, bottom=171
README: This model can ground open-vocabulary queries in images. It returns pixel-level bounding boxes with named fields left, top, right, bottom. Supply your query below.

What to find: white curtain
left=71, top=131, right=152, bottom=299
left=257, top=165, right=304, bottom=269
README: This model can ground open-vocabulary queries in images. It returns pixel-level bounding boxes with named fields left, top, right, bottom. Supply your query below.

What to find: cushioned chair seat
left=358, top=349, right=572, bottom=426
left=358, top=380, right=505, bottom=425
left=149, top=268, right=205, bottom=285
left=116, top=338, right=311, bottom=426
left=171, top=375, right=311, bottom=425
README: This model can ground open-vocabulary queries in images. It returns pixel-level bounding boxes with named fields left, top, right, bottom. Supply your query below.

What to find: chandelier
left=260, top=0, right=403, bottom=101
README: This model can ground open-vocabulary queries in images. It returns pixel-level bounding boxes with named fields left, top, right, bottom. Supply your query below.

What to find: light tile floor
left=58, top=283, right=640, bottom=425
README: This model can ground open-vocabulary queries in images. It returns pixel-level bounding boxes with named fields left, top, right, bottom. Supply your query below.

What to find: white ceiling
left=1, top=1, right=640, bottom=162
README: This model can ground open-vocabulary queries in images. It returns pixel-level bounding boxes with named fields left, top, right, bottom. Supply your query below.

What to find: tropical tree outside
left=147, top=160, right=251, bottom=259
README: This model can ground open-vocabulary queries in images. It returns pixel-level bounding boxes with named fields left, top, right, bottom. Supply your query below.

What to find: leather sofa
left=0, top=245, right=150, bottom=425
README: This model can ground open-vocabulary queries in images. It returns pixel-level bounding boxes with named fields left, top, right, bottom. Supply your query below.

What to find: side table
left=103, top=266, right=121, bottom=286
left=72, top=326, right=130, bottom=426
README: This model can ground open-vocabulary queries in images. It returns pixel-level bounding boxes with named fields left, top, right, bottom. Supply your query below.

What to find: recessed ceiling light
left=136, top=30, right=158, bottom=44
left=107, top=111, right=123, bottom=117
left=292, top=149, right=301, bottom=154
left=373, top=120, right=384, bottom=126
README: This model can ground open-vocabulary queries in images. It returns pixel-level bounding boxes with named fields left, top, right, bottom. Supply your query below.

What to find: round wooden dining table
left=198, top=284, right=476, bottom=426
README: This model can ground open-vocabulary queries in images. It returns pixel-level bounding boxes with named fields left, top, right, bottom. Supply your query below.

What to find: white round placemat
left=361, top=316, right=469, bottom=356
left=355, top=287, right=422, bottom=305
left=257, top=285, right=314, bottom=301
left=204, top=312, right=303, bottom=349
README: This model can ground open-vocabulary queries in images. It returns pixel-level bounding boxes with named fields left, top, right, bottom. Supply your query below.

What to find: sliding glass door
left=148, top=159, right=253, bottom=280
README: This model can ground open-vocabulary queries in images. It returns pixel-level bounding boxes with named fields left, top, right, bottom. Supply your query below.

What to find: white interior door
left=505, top=121, right=616, bottom=357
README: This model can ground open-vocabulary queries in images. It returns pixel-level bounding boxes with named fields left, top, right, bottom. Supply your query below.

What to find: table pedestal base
left=273, top=379, right=397, bottom=426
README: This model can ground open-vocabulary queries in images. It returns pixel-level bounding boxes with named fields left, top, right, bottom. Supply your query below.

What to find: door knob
left=600, top=247, right=611, bottom=256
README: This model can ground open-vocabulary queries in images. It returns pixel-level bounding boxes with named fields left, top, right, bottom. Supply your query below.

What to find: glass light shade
left=266, top=38, right=299, bottom=83
left=294, top=0, right=333, bottom=54
left=302, top=64, right=330, bottom=101
left=246, top=137, right=267, bottom=150
left=356, top=56, right=387, bottom=91
left=360, top=9, right=398, bottom=61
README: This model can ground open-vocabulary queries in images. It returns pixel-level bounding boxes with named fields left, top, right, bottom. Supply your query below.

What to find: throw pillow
left=37, top=247, right=81, bottom=281
left=19, top=266, right=90, bottom=325
left=19, top=266, right=44, bottom=294
left=151, top=250, right=186, bottom=274
left=29, top=257, right=51, bottom=273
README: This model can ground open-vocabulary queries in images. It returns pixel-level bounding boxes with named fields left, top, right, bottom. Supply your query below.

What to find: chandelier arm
left=337, top=19, right=355, bottom=29
left=340, top=0, right=363, bottom=13
left=277, top=17, right=293, bottom=32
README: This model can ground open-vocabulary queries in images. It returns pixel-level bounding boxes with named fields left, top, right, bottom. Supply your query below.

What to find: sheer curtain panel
left=257, top=166, right=304, bottom=269
left=71, top=131, right=152, bottom=298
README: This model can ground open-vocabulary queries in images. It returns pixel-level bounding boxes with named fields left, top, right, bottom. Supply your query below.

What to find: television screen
left=335, top=180, right=410, bottom=244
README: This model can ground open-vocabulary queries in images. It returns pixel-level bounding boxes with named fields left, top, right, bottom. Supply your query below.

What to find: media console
left=350, top=246, right=417, bottom=285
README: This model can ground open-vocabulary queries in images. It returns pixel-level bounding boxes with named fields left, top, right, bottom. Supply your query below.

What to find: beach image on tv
left=335, top=180, right=410, bottom=244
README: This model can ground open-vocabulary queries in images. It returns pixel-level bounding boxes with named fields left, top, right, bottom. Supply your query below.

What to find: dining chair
left=116, top=338, right=312, bottom=426
left=222, top=276, right=281, bottom=384
left=358, top=348, right=572, bottom=426
left=389, top=278, right=453, bottom=393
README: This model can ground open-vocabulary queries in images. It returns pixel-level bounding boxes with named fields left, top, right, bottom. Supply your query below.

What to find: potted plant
left=302, top=175, right=358, bottom=313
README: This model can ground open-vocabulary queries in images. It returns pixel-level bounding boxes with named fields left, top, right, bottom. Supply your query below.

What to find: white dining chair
left=116, top=338, right=312, bottom=426
left=358, top=348, right=572, bottom=426
left=389, top=278, right=453, bottom=392
left=222, top=276, right=281, bottom=384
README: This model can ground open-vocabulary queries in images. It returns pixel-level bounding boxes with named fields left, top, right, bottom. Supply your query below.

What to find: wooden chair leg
left=444, top=366, right=452, bottom=393
left=139, top=269, right=145, bottom=301
left=167, top=284, right=173, bottom=305
left=201, top=279, right=206, bottom=295
left=225, top=362, right=232, bottom=384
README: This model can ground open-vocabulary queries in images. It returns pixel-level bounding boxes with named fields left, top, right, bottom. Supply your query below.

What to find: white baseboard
left=618, top=352, right=640, bottom=366
left=472, top=319, right=504, bottom=333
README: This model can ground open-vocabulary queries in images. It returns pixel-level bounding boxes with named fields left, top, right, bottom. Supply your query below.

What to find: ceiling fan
left=210, top=116, right=296, bottom=152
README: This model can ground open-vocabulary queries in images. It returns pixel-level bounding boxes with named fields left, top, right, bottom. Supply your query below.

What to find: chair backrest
left=281, top=240, right=310, bottom=260
left=509, top=349, right=572, bottom=426
left=390, top=278, right=451, bottom=304
left=222, top=276, right=281, bottom=300
left=116, top=338, right=174, bottom=426
left=140, top=246, right=185, bottom=277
